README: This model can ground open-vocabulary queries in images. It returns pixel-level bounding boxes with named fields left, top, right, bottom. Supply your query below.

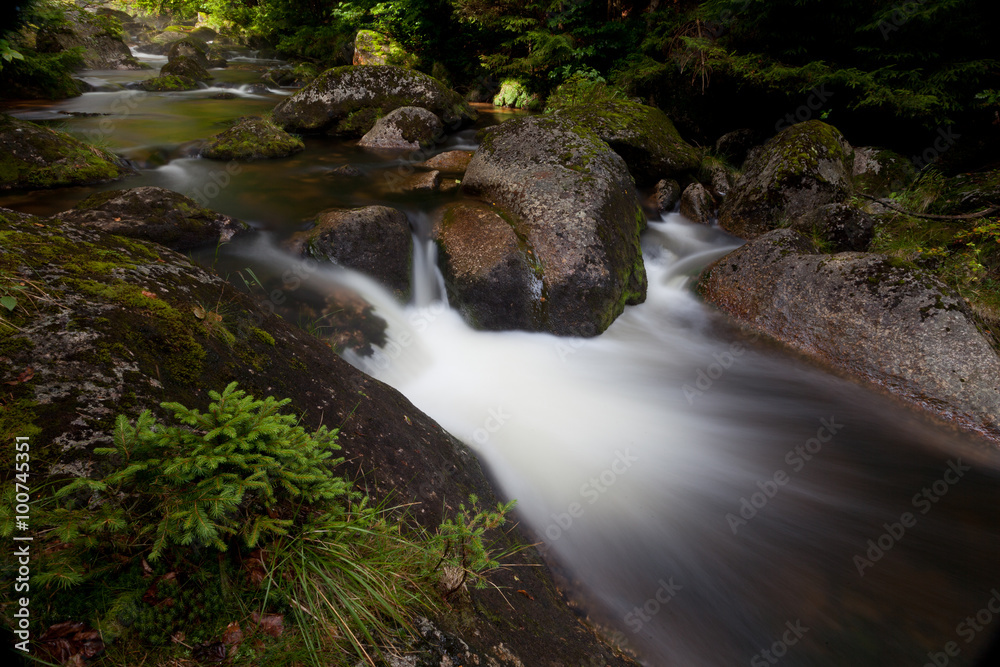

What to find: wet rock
left=317, top=287, right=388, bottom=355
left=551, top=100, right=700, bottom=185
left=701, top=229, right=1000, bottom=440
left=433, top=201, right=538, bottom=330
left=357, top=106, right=443, bottom=150
left=36, top=5, right=144, bottom=70
left=463, top=114, right=646, bottom=336
left=0, top=114, right=135, bottom=190
left=650, top=178, right=681, bottom=213
left=201, top=116, right=304, bottom=161
left=56, top=186, right=248, bottom=251
left=417, top=150, right=474, bottom=174
left=136, top=31, right=188, bottom=54
left=167, top=38, right=211, bottom=67
left=719, top=121, right=855, bottom=239
left=272, top=65, right=476, bottom=136
left=161, top=55, right=212, bottom=82
left=703, top=158, right=735, bottom=201
left=286, top=205, right=412, bottom=299
left=679, top=183, right=716, bottom=225
left=262, top=64, right=317, bottom=89
left=189, top=27, right=218, bottom=43
left=326, top=164, right=363, bottom=178
left=791, top=202, right=876, bottom=252
left=406, top=170, right=441, bottom=192
left=852, top=146, right=916, bottom=197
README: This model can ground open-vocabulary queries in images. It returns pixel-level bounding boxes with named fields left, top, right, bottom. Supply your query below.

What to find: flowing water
left=4, top=53, right=1000, bottom=667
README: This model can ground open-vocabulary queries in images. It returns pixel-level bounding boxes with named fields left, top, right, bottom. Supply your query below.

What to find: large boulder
left=272, top=65, right=476, bottom=136
left=700, top=229, right=1000, bottom=440
left=56, top=186, right=248, bottom=251
left=791, top=202, right=876, bottom=252
left=160, top=55, right=212, bottom=82
left=462, top=114, right=647, bottom=336
left=134, top=74, right=199, bottom=91
left=417, top=150, right=474, bottom=174
left=0, top=206, right=637, bottom=667
left=166, top=38, right=210, bottom=67
left=718, top=121, right=855, bottom=239
left=36, top=5, right=144, bottom=70
left=852, top=146, right=916, bottom=197
left=552, top=101, right=700, bottom=185
left=286, top=206, right=412, bottom=299
left=433, top=201, right=539, bottom=330
left=0, top=114, right=135, bottom=190
left=201, top=116, right=304, bottom=160
left=357, top=106, right=443, bottom=150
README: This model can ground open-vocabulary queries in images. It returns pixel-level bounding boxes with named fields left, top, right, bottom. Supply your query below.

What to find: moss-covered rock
left=0, top=114, right=135, bottom=190
left=201, top=116, right=304, bottom=161
left=353, top=29, right=419, bottom=68
left=791, top=202, right=876, bottom=252
left=462, top=114, right=647, bottom=337
left=357, top=106, right=443, bottom=150
left=552, top=100, right=700, bottom=185
left=36, top=4, right=144, bottom=70
left=492, top=79, right=541, bottom=110
left=56, top=186, right=249, bottom=251
left=166, top=38, right=210, bottom=67
left=135, top=31, right=187, bottom=54
left=285, top=205, right=413, bottom=299
left=136, top=74, right=199, bottom=91
left=700, top=228, right=1000, bottom=440
left=272, top=65, right=476, bottom=136
left=718, top=120, right=855, bottom=239
left=160, top=55, right=212, bottom=82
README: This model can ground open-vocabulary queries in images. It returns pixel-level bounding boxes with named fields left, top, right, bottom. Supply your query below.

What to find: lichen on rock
left=201, top=116, right=304, bottom=161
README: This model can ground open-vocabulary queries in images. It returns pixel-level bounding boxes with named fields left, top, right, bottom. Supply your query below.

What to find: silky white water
left=230, top=215, right=1000, bottom=666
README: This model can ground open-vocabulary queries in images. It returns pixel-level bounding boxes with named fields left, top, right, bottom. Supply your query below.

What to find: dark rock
left=552, top=100, right=700, bottom=185
left=357, top=106, right=443, bottom=150
left=417, top=150, right=474, bottom=174
left=0, top=114, right=135, bottom=190
left=853, top=146, right=917, bottom=197
left=792, top=202, right=876, bottom=252
left=462, top=114, right=646, bottom=337
left=703, top=158, right=735, bottom=201
left=286, top=206, right=412, bottom=299
left=650, top=178, right=681, bottom=213
left=406, top=170, right=441, bottom=192
left=167, top=38, right=210, bottom=67
left=272, top=65, right=476, bottom=136
left=433, top=201, right=538, bottom=330
left=201, top=116, right=304, bottom=161
left=679, top=183, right=716, bottom=225
left=136, top=30, right=187, bottom=54
left=56, top=186, right=248, bottom=251
left=714, top=129, right=761, bottom=168
left=700, top=229, right=1000, bottom=440
left=36, top=5, right=144, bottom=70
left=161, top=55, right=212, bottom=82
left=718, top=121, right=855, bottom=240
left=326, top=164, right=363, bottom=178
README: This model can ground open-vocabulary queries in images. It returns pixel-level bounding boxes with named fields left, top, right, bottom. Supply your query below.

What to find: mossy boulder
left=552, top=100, right=700, bottom=186
left=167, top=38, right=211, bottom=67
left=285, top=205, right=413, bottom=299
left=0, top=114, right=135, bottom=190
left=462, top=114, right=647, bottom=337
left=135, top=30, right=188, bottom=54
left=353, top=29, right=418, bottom=68
left=188, top=26, right=218, bottom=43
left=718, top=120, right=855, bottom=239
left=136, top=74, right=199, bottom=91
left=272, top=65, right=476, bottom=136
left=433, top=201, right=539, bottom=330
left=201, top=116, right=304, bottom=161
left=492, top=79, right=541, bottom=110
left=36, top=5, right=144, bottom=70
left=56, top=186, right=248, bottom=251
left=160, top=55, right=212, bottom=82
left=700, top=229, right=1000, bottom=440
left=357, top=106, right=443, bottom=150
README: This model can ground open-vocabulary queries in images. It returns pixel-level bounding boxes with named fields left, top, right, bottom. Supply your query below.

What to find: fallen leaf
left=39, top=621, right=105, bottom=664
left=516, top=589, right=534, bottom=600
left=193, top=306, right=206, bottom=319
left=33, top=222, right=44, bottom=228
left=141, top=290, right=157, bottom=299
left=192, top=641, right=227, bottom=663
left=251, top=611, right=284, bottom=637
left=113, top=217, right=122, bottom=222
left=5, top=367, right=34, bottom=385
left=222, top=621, right=243, bottom=648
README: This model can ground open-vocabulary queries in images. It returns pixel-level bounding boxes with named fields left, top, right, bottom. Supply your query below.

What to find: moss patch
left=202, top=116, right=305, bottom=160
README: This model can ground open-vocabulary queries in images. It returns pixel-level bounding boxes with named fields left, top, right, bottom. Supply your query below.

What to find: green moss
left=250, top=327, right=276, bottom=346
left=202, top=116, right=305, bottom=161
left=493, top=80, right=541, bottom=110
left=73, top=280, right=206, bottom=383
left=139, top=75, right=198, bottom=92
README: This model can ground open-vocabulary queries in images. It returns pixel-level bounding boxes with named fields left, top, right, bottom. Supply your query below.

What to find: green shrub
left=493, top=79, right=540, bottom=110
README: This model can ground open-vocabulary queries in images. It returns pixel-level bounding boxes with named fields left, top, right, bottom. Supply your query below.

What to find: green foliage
left=434, top=494, right=516, bottom=594
left=545, top=67, right=627, bottom=111
left=57, top=382, right=351, bottom=560
left=492, top=78, right=540, bottom=109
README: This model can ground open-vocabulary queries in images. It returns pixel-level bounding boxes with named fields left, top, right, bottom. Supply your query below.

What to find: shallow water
left=3, top=53, right=1000, bottom=667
